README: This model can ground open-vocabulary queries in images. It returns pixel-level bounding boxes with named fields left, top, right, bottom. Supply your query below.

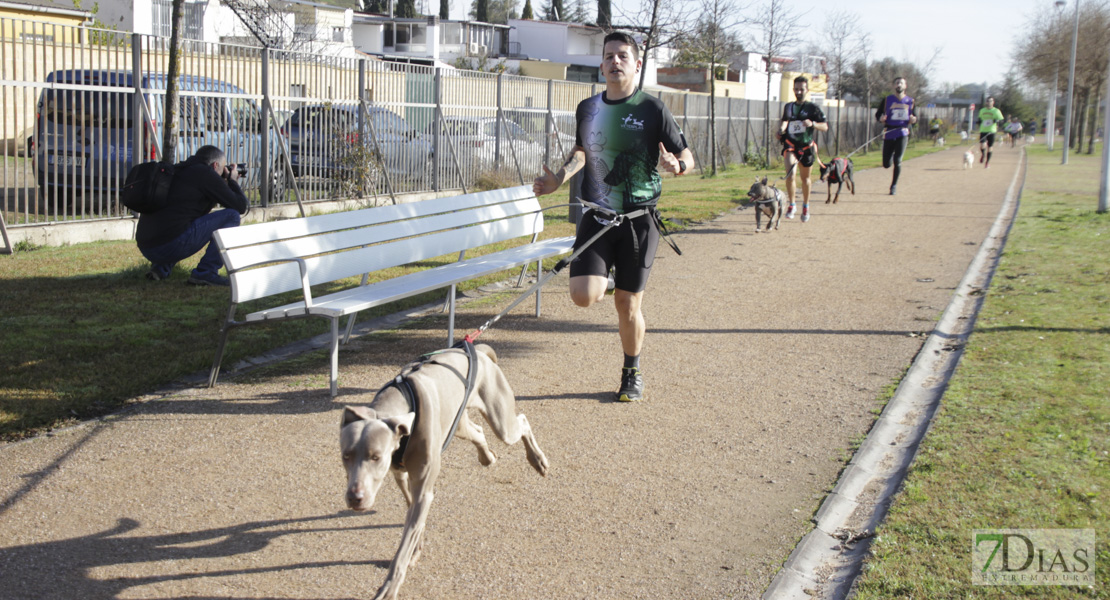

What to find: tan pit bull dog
left=746, top=177, right=785, bottom=232
left=340, top=343, right=548, bottom=600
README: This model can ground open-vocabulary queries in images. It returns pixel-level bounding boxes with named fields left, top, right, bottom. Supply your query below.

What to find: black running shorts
left=569, top=210, right=659, bottom=294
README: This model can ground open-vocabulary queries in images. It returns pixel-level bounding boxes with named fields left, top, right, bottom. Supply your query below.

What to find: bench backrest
left=216, top=185, right=547, bottom=303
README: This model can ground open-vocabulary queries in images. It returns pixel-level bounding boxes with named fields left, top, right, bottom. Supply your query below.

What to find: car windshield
left=41, top=89, right=133, bottom=128
left=303, top=107, right=355, bottom=129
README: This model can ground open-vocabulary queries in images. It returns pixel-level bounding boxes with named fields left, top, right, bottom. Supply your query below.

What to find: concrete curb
left=762, top=149, right=1028, bottom=600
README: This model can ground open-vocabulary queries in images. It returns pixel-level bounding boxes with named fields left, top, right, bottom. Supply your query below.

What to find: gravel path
left=0, top=145, right=1019, bottom=600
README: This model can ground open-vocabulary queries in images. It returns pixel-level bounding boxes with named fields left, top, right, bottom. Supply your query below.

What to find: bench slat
left=245, top=236, right=575, bottom=321
left=231, top=212, right=551, bottom=303
left=217, top=185, right=537, bottom=249
left=221, top=197, right=544, bottom=274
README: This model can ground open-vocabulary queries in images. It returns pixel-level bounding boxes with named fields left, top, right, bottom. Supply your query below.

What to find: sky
left=740, top=0, right=1053, bottom=87
left=492, top=0, right=1059, bottom=89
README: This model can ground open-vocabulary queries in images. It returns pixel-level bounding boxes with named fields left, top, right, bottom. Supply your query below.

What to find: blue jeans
left=139, top=209, right=241, bottom=277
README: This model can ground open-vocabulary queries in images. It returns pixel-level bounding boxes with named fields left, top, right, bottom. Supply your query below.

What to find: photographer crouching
left=136, top=145, right=249, bottom=286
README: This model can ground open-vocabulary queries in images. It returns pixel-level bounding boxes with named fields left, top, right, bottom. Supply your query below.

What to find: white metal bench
left=207, top=185, right=575, bottom=396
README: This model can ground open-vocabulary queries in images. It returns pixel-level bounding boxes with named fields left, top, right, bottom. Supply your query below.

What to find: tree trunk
left=710, top=75, right=717, bottom=176
left=162, top=0, right=186, bottom=164
left=1073, top=87, right=1087, bottom=151
left=637, top=0, right=659, bottom=91
left=1087, top=86, right=1101, bottom=154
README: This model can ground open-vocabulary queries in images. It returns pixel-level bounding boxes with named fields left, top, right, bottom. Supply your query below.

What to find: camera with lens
left=235, top=163, right=247, bottom=178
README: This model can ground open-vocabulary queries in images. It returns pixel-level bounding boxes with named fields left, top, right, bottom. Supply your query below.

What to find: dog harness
left=385, top=339, right=478, bottom=469
left=826, top=158, right=849, bottom=184
left=752, top=187, right=784, bottom=207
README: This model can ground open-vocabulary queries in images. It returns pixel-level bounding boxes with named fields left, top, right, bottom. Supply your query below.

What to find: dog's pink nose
left=347, top=486, right=364, bottom=503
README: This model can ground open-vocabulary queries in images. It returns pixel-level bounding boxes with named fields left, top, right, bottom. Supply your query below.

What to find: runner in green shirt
left=977, top=97, right=1005, bottom=169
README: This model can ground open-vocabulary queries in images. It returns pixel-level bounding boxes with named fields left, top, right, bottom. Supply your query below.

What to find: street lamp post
left=1047, top=1, right=1065, bottom=150
left=1061, top=0, right=1079, bottom=165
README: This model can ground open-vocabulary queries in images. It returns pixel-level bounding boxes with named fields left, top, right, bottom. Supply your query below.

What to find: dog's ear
left=475, top=343, right=498, bottom=363
left=383, top=412, right=415, bottom=438
left=342, top=405, right=376, bottom=426
left=760, top=177, right=768, bottom=185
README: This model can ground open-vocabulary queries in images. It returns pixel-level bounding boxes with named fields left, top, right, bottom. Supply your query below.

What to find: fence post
left=433, top=68, right=442, bottom=193
left=131, top=33, right=143, bottom=169
left=260, top=49, right=272, bottom=207
left=495, top=73, right=503, bottom=169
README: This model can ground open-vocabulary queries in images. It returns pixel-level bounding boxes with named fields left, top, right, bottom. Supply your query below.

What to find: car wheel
left=268, top=158, right=290, bottom=205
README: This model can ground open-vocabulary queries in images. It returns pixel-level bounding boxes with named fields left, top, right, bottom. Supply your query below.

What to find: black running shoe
left=616, top=368, right=644, bottom=402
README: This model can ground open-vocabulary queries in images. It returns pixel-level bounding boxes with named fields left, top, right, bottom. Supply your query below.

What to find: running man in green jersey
left=533, top=31, right=694, bottom=403
left=977, top=97, right=1005, bottom=168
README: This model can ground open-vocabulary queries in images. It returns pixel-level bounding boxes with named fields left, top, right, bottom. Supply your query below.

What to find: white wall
left=352, top=21, right=384, bottom=54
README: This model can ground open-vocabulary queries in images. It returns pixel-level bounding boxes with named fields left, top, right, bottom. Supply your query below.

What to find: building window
left=384, top=23, right=394, bottom=47
left=332, top=27, right=344, bottom=42
left=441, top=23, right=463, bottom=45
left=153, top=0, right=203, bottom=39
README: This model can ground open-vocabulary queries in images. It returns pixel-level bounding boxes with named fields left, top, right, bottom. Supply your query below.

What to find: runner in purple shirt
left=875, top=76, right=916, bottom=195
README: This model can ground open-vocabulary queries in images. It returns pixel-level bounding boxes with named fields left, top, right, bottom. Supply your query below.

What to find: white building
left=351, top=14, right=509, bottom=67
left=83, top=0, right=359, bottom=56
left=729, top=51, right=786, bottom=102
left=507, top=19, right=664, bottom=86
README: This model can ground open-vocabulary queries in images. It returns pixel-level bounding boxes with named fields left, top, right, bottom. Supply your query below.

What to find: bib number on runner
left=788, top=120, right=806, bottom=135
left=890, top=108, right=909, bottom=121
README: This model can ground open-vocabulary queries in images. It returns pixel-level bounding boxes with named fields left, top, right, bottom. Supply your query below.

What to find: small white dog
left=963, top=150, right=975, bottom=169
left=936, top=136, right=945, bottom=146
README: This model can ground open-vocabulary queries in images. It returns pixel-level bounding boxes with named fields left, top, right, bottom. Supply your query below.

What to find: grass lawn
left=850, top=144, right=1109, bottom=598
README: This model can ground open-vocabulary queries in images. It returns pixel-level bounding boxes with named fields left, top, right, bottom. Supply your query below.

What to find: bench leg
left=329, top=318, right=340, bottom=397
left=208, top=328, right=231, bottom=388
left=209, top=305, right=238, bottom=388
left=446, top=284, right=457, bottom=346
left=342, top=312, right=358, bottom=344
left=534, top=259, right=543, bottom=317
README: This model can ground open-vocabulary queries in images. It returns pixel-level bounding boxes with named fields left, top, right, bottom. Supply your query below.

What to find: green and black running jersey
left=780, top=101, right=826, bottom=145
left=575, top=90, right=687, bottom=214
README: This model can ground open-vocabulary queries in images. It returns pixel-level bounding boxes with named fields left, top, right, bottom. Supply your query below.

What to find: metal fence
left=1, top=17, right=970, bottom=229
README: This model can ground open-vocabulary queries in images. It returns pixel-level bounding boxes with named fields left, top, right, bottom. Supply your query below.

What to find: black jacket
left=136, top=155, right=249, bottom=249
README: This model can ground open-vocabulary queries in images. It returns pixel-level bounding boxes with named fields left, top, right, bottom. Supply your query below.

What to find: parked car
left=281, top=103, right=432, bottom=185
left=424, top=115, right=545, bottom=176
left=32, top=69, right=284, bottom=211
left=503, top=107, right=577, bottom=161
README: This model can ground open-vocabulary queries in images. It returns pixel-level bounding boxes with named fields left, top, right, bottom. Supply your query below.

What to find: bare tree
left=612, top=0, right=692, bottom=91
left=748, top=0, right=804, bottom=166
left=672, top=0, right=744, bottom=174
left=856, top=32, right=873, bottom=154
left=1014, top=1, right=1110, bottom=153
left=821, top=10, right=859, bottom=156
